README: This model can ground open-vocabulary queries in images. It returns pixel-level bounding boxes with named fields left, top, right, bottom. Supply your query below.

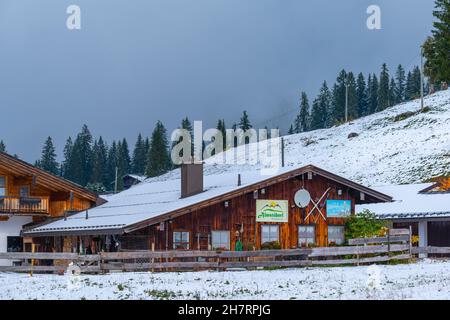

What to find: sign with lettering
left=326, top=200, right=352, bottom=217
left=256, top=200, right=289, bottom=222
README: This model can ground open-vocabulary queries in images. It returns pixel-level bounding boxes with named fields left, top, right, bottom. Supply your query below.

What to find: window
left=328, top=226, right=345, bottom=245
left=7, top=236, right=22, bottom=252
left=0, top=176, right=5, bottom=197
left=173, top=231, right=190, bottom=250
left=20, top=186, right=29, bottom=198
left=261, top=225, right=279, bottom=244
left=298, top=225, right=315, bottom=247
left=211, top=231, right=230, bottom=250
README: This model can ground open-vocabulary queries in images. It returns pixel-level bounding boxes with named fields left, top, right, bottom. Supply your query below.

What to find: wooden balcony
left=0, top=196, right=49, bottom=215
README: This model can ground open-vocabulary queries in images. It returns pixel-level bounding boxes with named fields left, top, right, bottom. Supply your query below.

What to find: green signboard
left=256, top=200, right=289, bottom=222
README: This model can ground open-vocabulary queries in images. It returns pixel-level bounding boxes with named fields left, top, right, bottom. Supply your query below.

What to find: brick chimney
left=181, top=161, right=204, bottom=198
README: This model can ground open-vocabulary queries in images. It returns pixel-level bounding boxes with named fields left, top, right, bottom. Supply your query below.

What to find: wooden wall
left=0, top=169, right=94, bottom=219
left=141, top=173, right=357, bottom=251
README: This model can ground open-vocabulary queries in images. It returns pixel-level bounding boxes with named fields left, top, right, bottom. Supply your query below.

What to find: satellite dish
left=294, top=189, right=311, bottom=208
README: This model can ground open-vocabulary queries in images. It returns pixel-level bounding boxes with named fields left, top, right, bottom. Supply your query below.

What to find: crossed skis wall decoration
left=304, top=187, right=331, bottom=223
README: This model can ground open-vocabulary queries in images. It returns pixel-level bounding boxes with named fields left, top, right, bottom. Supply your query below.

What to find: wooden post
left=151, top=242, right=155, bottom=273
left=409, top=225, right=413, bottom=259
left=30, top=243, right=36, bottom=277
left=387, top=228, right=391, bottom=257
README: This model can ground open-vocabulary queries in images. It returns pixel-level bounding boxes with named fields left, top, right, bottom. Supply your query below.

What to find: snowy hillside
left=201, top=89, right=450, bottom=186
left=145, top=90, right=450, bottom=187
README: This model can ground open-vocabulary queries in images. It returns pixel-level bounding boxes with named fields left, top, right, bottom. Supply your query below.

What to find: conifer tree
left=346, top=72, right=358, bottom=120
left=107, top=141, right=118, bottom=191
left=423, top=0, right=450, bottom=84
left=131, top=133, right=147, bottom=175
left=378, top=63, right=390, bottom=111
left=405, top=71, right=414, bottom=100
left=38, top=136, right=59, bottom=175
left=331, top=70, right=347, bottom=123
left=294, top=92, right=310, bottom=133
left=395, top=64, right=406, bottom=103
left=216, top=119, right=227, bottom=149
left=61, top=137, right=73, bottom=180
left=69, top=125, right=93, bottom=186
left=310, top=97, right=324, bottom=130
left=389, top=78, right=396, bottom=107
left=91, top=136, right=109, bottom=189
left=146, top=121, right=171, bottom=177
left=238, top=111, right=252, bottom=130
left=288, top=124, right=294, bottom=135
left=356, top=73, right=368, bottom=117
left=0, top=140, right=5, bottom=153
left=368, top=74, right=379, bottom=114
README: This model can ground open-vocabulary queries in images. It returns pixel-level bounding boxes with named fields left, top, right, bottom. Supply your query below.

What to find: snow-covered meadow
left=1, top=259, right=450, bottom=300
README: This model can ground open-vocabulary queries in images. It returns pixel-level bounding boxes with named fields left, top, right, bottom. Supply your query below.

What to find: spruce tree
left=356, top=73, right=368, bottom=117
left=146, top=121, right=171, bottom=177
left=107, top=141, right=118, bottom=191
left=61, top=137, right=73, bottom=180
left=346, top=72, right=358, bottom=120
left=331, top=70, right=347, bottom=123
left=91, top=136, right=109, bottom=189
left=368, top=74, right=379, bottom=114
left=378, top=63, right=390, bottom=111
left=294, top=92, right=310, bottom=133
left=131, top=133, right=147, bottom=175
left=69, top=125, right=93, bottom=186
left=389, top=78, right=396, bottom=107
left=119, top=138, right=131, bottom=175
left=0, top=140, right=5, bottom=153
left=238, top=111, right=252, bottom=130
left=216, top=119, right=227, bottom=149
left=423, top=0, right=450, bottom=84
left=395, top=64, right=406, bottom=103
left=310, top=97, right=324, bottom=130
left=38, top=136, right=59, bottom=175
left=405, top=71, right=414, bottom=100
left=288, top=124, right=294, bottom=135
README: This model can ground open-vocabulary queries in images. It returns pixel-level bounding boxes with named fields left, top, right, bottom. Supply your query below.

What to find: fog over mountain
left=0, top=0, right=435, bottom=161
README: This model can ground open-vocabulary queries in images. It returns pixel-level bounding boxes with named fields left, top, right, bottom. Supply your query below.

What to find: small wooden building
left=25, top=164, right=391, bottom=253
left=357, top=181, right=450, bottom=257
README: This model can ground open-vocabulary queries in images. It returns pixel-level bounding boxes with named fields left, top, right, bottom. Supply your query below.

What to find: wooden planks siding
left=145, top=173, right=357, bottom=250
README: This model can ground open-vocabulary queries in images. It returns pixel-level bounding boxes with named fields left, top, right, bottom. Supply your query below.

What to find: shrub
left=345, top=210, right=387, bottom=241
left=261, top=241, right=281, bottom=250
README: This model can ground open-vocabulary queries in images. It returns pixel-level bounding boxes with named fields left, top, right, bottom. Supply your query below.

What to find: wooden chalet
left=0, top=152, right=98, bottom=265
left=25, top=163, right=391, bottom=254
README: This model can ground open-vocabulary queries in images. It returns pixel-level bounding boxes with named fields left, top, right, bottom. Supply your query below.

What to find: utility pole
left=420, top=46, right=425, bottom=112
left=114, top=166, right=118, bottom=193
left=345, top=82, right=349, bottom=123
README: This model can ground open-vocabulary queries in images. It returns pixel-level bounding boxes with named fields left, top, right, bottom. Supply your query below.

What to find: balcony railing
left=0, top=196, right=49, bottom=215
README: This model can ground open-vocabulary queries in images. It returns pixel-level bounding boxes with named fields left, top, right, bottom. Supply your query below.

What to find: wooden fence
left=0, top=229, right=415, bottom=274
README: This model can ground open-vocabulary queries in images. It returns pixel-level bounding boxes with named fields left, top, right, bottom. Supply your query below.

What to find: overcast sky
left=0, top=0, right=435, bottom=162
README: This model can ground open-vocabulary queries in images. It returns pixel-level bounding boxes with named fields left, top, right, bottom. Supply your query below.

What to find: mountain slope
left=150, top=90, right=450, bottom=187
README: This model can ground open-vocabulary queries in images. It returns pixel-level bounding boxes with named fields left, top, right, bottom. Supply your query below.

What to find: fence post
left=409, top=225, right=413, bottom=259
left=387, top=229, right=391, bottom=257
left=151, top=242, right=155, bottom=273
left=30, top=243, right=36, bottom=277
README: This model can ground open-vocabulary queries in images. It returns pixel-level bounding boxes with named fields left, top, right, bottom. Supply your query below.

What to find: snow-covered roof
left=124, top=174, right=146, bottom=182
left=24, top=164, right=390, bottom=236
left=356, top=183, right=450, bottom=219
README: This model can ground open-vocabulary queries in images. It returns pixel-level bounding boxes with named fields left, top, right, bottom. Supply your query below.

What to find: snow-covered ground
left=1, top=259, right=450, bottom=300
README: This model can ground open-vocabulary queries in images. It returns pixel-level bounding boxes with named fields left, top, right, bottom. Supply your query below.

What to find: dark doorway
left=428, top=221, right=450, bottom=247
